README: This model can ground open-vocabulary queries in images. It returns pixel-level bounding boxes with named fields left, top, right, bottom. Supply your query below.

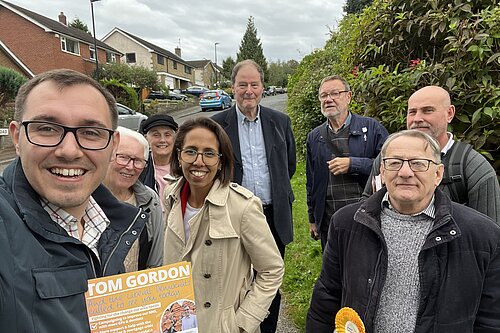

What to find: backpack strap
left=318, top=122, right=343, bottom=157
left=440, top=141, right=473, bottom=204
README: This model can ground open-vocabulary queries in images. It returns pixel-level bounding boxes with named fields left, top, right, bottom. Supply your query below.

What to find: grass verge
left=282, top=160, right=323, bottom=330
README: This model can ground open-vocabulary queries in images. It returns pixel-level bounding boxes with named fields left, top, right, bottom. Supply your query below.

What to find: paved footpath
left=277, top=295, right=301, bottom=332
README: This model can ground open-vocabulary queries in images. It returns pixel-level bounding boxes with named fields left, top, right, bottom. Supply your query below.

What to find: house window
left=157, top=54, right=165, bottom=65
left=60, top=36, right=80, bottom=55
left=126, top=53, right=136, bottom=63
left=184, top=66, right=192, bottom=74
left=172, top=61, right=177, bottom=69
left=89, top=45, right=96, bottom=61
left=106, top=51, right=116, bottom=63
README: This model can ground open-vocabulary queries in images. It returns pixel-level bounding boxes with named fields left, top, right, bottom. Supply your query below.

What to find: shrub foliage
left=101, top=79, right=139, bottom=110
left=288, top=0, right=500, bottom=170
left=0, top=66, right=27, bottom=107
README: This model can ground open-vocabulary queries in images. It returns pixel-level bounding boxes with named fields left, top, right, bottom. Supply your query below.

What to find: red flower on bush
left=409, top=58, right=421, bottom=69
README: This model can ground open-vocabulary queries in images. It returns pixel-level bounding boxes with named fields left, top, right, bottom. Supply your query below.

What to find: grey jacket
left=132, top=180, right=164, bottom=268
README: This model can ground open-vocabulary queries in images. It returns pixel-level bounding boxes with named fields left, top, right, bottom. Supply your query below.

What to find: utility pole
left=214, top=42, right=220, bottom=87
left=90, top=0, right=101, bottom=80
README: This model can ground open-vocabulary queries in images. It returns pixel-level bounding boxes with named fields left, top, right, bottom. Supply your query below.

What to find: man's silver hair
left=381, top=129, right=441, bottom=162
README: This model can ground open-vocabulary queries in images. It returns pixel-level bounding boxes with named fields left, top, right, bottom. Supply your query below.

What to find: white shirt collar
left=441, top=132, right=455, bottom=155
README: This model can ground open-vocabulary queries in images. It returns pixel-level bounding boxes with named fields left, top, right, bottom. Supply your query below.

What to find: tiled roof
left=186, top=59, right=211, bottom=69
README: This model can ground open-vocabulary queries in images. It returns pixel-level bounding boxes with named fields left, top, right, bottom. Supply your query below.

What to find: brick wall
left=0, top=48, right=29, bottom=77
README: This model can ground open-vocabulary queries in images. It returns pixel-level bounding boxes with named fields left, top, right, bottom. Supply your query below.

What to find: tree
left=237, top=16, right=268, bottom=82
left=267, top=59, right=299, bottom=87
left=97, top=63, right=160, bottom=109
left=343, top=0, right=373, bottom=14
left=98, top=63, right=159, bottom=91
left=69, top=17, right=91, bottom=35
left=221, top=56, right=236, bottom=81
left=0, top=66, right=27, bottom=107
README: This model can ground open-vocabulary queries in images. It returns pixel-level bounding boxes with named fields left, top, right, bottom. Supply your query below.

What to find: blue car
left=199, top=90, right=232, bottom=111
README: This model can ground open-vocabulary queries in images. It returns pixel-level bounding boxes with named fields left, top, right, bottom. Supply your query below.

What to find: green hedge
left=288, top=0, right=500, bottom=172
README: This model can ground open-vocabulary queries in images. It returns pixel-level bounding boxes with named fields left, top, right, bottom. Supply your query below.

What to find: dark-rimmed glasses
left=178, top=148, right=221, bottom=166
left=319, top=90, right=349, bottom=101
left=115, top=154, right=147, bottom=169
left=383, top=158, right=439, bottom=172
left=21, top=121, right=114, bottom=150
left=21, top=120, right=115, bottom=150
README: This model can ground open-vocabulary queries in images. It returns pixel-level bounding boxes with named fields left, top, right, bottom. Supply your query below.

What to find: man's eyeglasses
left=178, top=148, right=221, bottom=166
left=319, top=90, right=349, bottom=101
left=383, top=158, right=439, bottom=172
left=115, top=154, right=147, bottom=169
left=21, top=121, right=114, bottom=150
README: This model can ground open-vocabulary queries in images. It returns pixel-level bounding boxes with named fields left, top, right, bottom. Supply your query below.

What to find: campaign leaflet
left=85, top=261, right=198, bottom=333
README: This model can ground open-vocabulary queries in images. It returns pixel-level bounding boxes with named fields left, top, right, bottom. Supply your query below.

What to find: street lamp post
left=90, top=0, right=101, bottom=80
left=214, top=42, right=220, bottom=87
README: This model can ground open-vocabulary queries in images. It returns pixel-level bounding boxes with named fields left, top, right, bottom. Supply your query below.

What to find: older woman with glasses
left=103, top=126, right=164, bottom=272
left=163, top=117, right=284, bottom=333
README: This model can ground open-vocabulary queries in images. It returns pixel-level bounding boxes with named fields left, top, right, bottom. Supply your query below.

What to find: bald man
left=363, top=86, right=500, bottom=222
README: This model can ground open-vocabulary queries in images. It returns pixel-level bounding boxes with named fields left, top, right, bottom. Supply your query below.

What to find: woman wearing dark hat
left=139, top=113, right=179, bottom=207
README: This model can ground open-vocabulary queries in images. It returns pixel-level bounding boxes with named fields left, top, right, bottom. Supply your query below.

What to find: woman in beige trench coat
left=163, top=117, right=284, bottom=333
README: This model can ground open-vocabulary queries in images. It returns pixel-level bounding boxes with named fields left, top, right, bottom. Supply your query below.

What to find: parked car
left=117, top=103, right=147, bottom=131
left=265, top=86, right=276, bottom=96
left=147, top=91, right=168, bottom=100
left=275, top=86, right=285, bottom=94
left=168, top=90, right=188, bottom=101
left=147, top=90, right=188, bottom=101
left=185, top=86, right=209, bottom=97
left=199, top=89, right=232, bottom=111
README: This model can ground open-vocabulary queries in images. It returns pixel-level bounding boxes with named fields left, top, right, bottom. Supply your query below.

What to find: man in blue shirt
left=212, top=59, right=296, bottom=333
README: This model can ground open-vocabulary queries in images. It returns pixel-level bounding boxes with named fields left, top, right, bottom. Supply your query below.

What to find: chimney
left=175, top=47, right=181, bottom=58
left=58, top=12, right=67, bottom=25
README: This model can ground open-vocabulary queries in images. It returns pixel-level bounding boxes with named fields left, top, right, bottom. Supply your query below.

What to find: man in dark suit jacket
left=212, top=59, right=296, bottom=333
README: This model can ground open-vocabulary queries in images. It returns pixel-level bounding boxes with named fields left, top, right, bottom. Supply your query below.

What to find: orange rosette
left=335, top=307, right=365, bottom=333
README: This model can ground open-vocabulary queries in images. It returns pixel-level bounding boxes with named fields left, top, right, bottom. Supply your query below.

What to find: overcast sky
left=8, top=0, right=345, bottom=64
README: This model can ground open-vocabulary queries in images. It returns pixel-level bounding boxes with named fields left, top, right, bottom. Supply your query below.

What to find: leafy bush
left=101, top=79, right=139, bottom=110
left=97, top=63, right=160, bottom=95
left=0, top=66, right=27, bottom=107
left=0, top=106, right=15, bottom=126
left=288, top=0, right=500, bottom=169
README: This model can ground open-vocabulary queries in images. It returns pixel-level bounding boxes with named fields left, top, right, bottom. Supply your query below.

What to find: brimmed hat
left=140, top=114, right=178, bottom=134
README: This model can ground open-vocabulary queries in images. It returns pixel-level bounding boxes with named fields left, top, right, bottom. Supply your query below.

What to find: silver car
left=116, top=103, right=147, bottom=131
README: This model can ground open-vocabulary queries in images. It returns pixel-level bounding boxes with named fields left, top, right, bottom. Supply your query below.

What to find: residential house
left=0, top=0, right=121, bottom=76
left=102, top=27, right=195, bottom=90
left=186, top=59, right=220, bottom=88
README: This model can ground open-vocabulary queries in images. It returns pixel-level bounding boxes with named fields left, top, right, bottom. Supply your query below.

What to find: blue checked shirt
left=236, top=105, right=272, bottom=205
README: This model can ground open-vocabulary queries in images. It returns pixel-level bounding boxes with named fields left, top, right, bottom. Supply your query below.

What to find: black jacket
left=306, top=188, right=500, bottom=332
left=0, top=159, right=148, bottom=332
left=139, top=152, right=157, bottom=192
